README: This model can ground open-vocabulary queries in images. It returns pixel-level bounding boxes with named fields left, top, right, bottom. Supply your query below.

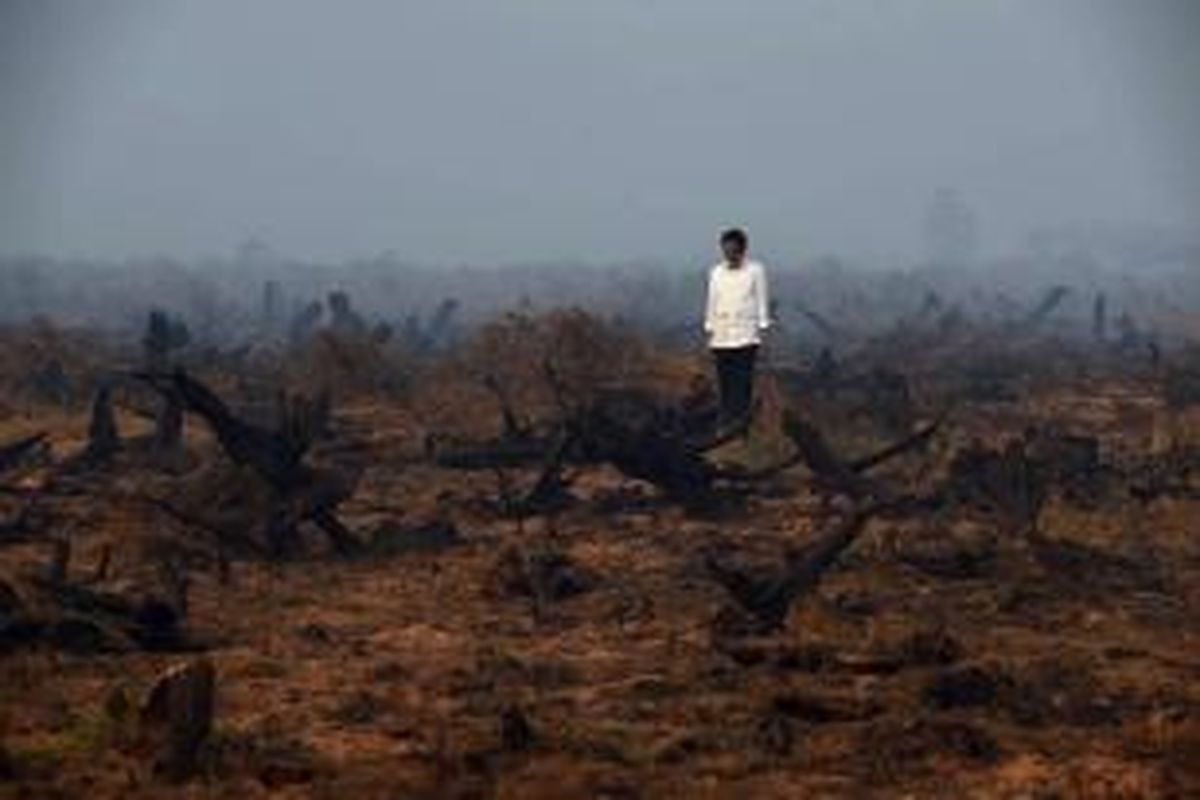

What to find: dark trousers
left=711, top=344, right=758, bottom=424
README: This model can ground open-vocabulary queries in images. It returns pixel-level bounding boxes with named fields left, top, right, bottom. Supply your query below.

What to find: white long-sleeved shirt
left=704, top=259, right=771, bottom=349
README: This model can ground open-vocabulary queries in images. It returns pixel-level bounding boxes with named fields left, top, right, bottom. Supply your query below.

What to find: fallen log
left=430, top=388, right=725, bottom=502
left=1, top=565, right=189, bottom=654
left=427, top=433, right=562, bottom=470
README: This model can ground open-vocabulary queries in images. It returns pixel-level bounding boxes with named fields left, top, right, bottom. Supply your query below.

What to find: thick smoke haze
left=2, top=0, right=1198, bottom=265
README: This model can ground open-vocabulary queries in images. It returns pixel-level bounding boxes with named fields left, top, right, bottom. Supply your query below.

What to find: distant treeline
left=1, top=239, right=1197, bottom=349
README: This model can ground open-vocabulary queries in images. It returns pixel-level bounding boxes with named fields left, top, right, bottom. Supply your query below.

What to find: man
left=704, top=227, right=771, bottom=427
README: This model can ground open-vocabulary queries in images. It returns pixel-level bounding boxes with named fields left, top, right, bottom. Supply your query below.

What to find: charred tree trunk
left=84, top=383, right=120, bottom=464
left=138, top=658, right=216, bottom=780
left=1092, top=292, right=1108, bottom=342
left=152, top=390, right=184, bottom=456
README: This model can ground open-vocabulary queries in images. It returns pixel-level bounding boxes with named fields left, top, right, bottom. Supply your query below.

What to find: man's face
left=721, top=239, right=746, bottom=266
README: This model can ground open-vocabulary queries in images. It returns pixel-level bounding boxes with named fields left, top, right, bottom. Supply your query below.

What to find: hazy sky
left=2, top=0, right=1198, bottom=265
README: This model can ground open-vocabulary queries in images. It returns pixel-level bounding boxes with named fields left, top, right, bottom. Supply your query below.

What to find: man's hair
left=720, top=227, right=748, bottom=249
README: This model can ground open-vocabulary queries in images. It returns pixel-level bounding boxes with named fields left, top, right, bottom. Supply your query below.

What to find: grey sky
left=2, top=0, right=1197, bottom=265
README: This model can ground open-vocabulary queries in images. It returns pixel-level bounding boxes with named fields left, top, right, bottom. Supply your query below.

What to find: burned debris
left=707, top=508, right=882, bottom=634
left=82, top=382, right=120, bottom=465
left=0, top=272, right=1197, bottom=797
left=0, top=541, right=190, bottom=655
left=141, top=310, right=191, bottom=372
left=137, top=658, right=217, bottom=780
left=137, top=369, right=360, bottom=557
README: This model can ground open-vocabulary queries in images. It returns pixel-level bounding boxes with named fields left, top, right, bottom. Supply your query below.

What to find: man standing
left=704, top=227, right=771, bottom=427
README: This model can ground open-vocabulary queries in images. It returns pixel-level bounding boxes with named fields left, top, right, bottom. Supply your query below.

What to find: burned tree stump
left=139, top=658, right=216, bottom=780
left=498, top=705, right=537, bottom=752
left=942, top=426, right=1109, bottom=530
left=46, top=537, right=70, bottom=586
left=152, top=388, right=184, bottom=456
left=83, top=383, right=120, bottom=464
left=944, top=438, right=1047, bottom=534
left=1092, top=292, right=1108, bottom=342
left=289, top=300, right=324, bottom=346
left=142, top=309, right=191, bottom=372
